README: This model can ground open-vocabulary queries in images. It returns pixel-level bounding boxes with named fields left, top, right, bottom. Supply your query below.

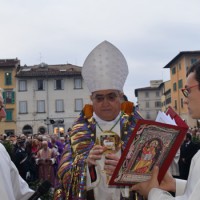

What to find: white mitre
left=82, top=40, right=129, bottom=93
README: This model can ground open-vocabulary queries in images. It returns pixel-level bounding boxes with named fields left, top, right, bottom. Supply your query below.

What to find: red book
left=109, top=106, right=188, bottom=186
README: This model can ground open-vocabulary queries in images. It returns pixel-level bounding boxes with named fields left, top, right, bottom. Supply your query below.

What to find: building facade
left=0, top=58, right=20, bottom=135
left=164, top=51, right=200, bottom=127
left=135, top=80, right=163, bottom=120
left=15, top=63, right=90, bottom=135
left=159, top=80, right=172, bottom=112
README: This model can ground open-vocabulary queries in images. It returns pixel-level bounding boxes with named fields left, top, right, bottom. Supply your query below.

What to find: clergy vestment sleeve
left=148, top=188, right=174, bottom=200
left=10, top=161, right=35, bottom=200
left=0, top=144, right=34, bottom=200
left=175, top=179, right=187, bottom=196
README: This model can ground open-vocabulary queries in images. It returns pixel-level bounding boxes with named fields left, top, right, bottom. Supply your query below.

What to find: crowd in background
left=0, top=126, right=199, bottom=189
left=0, top=132, right=70, bottom=188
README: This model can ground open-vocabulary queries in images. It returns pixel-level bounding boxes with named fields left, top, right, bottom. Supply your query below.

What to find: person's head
left=67, top=128, right=72, bottom=133
left=182, top=61, right=200, bottom=119
left=82, top=41, right=129, bottom=121
left=17, top=137, right=26, bottom=147
left=91, top=89, right=123, bottom=121
left=60, top=137, right=65, bottom=143
left=149, top=140, right=158, bottom=147
left=51, top=137, right=56, bottom=144
left=185, top=133, right=192, bottom=142
left=42, top=141, right=48, bottom=150
left=32, top=138, right=39, bottom=147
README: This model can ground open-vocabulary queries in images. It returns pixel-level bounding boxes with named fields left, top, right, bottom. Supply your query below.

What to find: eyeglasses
left=92, top=92, right=119, bottom=103
left=181, top=84, right=199, bottom=97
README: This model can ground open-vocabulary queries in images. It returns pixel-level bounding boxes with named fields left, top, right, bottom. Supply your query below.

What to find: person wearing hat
left=54, top=41, right=142, bottom=200
left=0, top=89, right=34, bottom=200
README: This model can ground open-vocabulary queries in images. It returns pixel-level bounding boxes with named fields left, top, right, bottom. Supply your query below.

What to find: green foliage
left=2, top=140, right=13, bottom=158
left=192, top=136, right=200, bottom=143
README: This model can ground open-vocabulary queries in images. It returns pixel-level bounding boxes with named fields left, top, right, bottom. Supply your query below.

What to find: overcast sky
left=1, top=0, right=200, bottom=102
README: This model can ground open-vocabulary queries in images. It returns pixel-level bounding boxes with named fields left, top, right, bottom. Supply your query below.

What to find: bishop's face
left=91, top=89, right=122, bottom=121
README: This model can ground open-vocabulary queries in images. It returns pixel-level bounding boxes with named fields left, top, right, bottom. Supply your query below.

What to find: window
left=54, top=79, right=64, bottom=90
left=178, top=79, right=183, bottom=89
left=145, top=92, right=149, bottom=98
left=146, top=112, right=150, bottom=119
left=5, top=109, right=13, bottom=121
left=19, top=101, right=28, bottom=114
left=156, top=91, right=160, bottom=97
left=166, top=97, right=171, bottom=104
left=173, top=82, right=177, bottom=91
left=75, top=99, right=83, bottom=112
left=174, top=100, right=177, bottom=110
left=56, top=99, right=64, bottom=112
left=38, top=127, right=46, bottom=134
left=181, top=98, right=184, bottom=108
left=5, top=72, right=12, bottom=85
left=23, top=125, right=33, bottom=134
left=172, top=67, right=176, bottom=75
left=37, top=100, right=45, bottom=113
left=19, top=80, right=27, bottom=91
left=2, top=91, right=15, bottom=104
left=155, top=101, right=161, bottom=107
left=178, top=63, right=181, bottom=70
left=74, top=78, right=82, bottom=89
left=191, top=58, right=197, bottom=64
left=146, top=101, right=149, bottom=108
left=37, top=80, right=45, bottom=90
left=5, top=130, right=15, bottom=136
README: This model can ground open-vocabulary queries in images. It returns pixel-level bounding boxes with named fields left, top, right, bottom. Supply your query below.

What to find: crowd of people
left=0, top=133, right=68, bottom=188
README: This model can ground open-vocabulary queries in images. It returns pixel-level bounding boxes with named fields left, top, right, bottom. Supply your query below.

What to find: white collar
left=93, top=112, right=121, bottom=125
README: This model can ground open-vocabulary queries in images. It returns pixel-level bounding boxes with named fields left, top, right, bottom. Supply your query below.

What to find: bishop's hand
left=86, top=145, right=107, bottom=166
left=104, top=153, right=119, bottom=176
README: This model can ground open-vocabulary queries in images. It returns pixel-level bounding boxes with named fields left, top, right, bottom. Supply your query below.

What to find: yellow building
left=160, top=80, right=172, bottom=112
left=164, top=51, right=200, bottom=127
left=0, top=59, right=20, bottom=135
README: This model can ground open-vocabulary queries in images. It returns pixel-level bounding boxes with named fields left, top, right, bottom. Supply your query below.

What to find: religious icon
left=132, top=139, right=162, bottom=173
left=109, top=115, right=188, bottom=186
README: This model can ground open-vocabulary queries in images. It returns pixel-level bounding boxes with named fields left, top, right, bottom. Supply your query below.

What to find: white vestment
left=86, top=113, right=129, bottom=200
left=0, top=143, right=34, bottom=200
left=148, top=150, right=200, bottom=200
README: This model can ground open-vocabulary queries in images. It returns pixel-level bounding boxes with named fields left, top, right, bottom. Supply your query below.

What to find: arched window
left=22, top=125, right=33, bottom=135
left=38, top=126, right=46, bottom=134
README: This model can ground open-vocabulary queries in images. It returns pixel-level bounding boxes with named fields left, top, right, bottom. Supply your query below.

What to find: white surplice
left=0, top=143, right=34, bottom=200
left=148, top=150, right=200, bottom=200
left=86, top=112, right=129, bottom=200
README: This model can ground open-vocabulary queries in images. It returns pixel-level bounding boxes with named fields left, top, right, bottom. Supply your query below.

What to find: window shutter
left=54, top=80, right=56, bottom=90
left=61, top=79, right=64, bottom=89
left=11, top=92, right=15, bottom=104
left=6, top=110, right=12, bottom=121
left=2, top=92, right=6, bottom=103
